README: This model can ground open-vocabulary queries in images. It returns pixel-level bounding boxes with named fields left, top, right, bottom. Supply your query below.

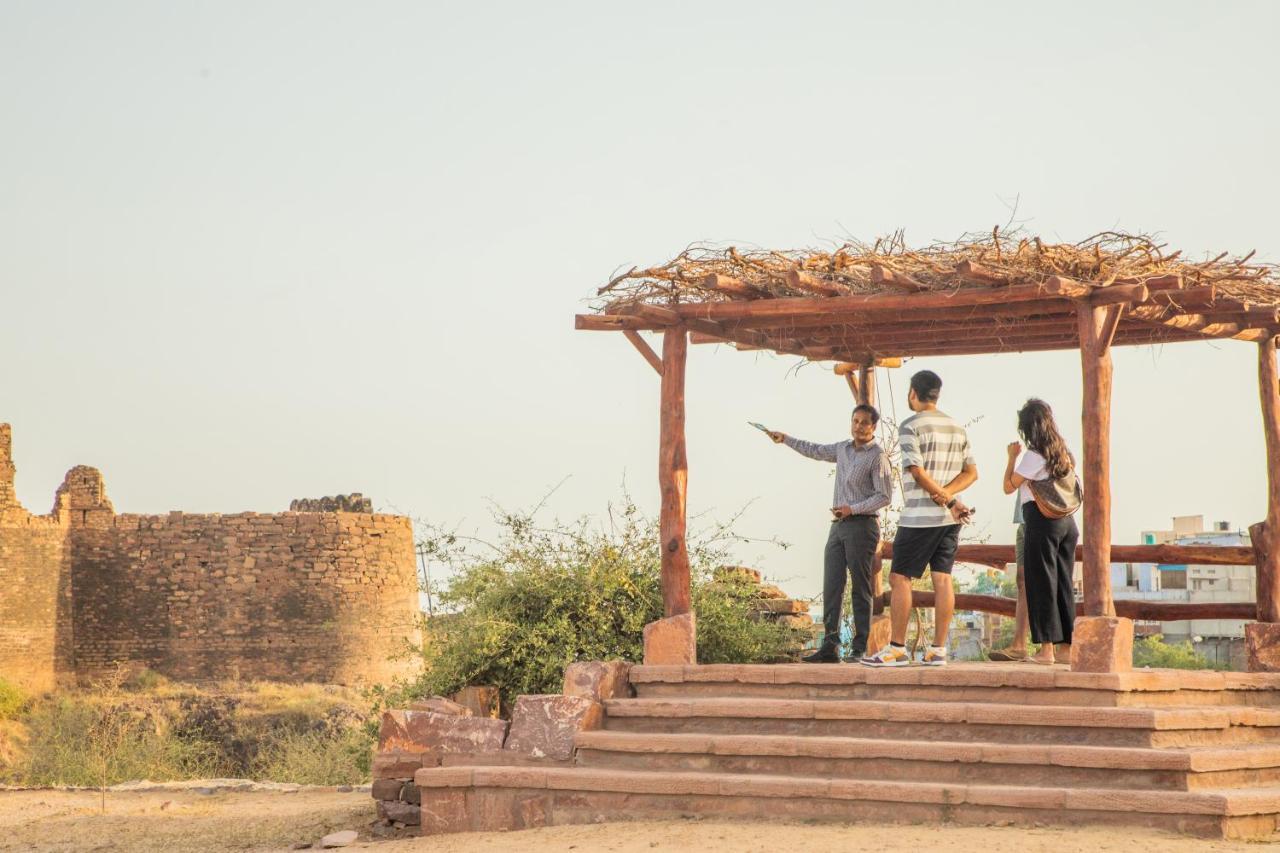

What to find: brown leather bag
left=1028, top=470, right=1083, bottom=519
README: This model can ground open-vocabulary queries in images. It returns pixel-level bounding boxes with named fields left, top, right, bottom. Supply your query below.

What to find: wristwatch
left=944, top=498, right=957, bottom=509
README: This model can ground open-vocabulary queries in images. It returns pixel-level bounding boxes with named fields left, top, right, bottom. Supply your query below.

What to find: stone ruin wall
left=0, top=424, right=421, bottom=691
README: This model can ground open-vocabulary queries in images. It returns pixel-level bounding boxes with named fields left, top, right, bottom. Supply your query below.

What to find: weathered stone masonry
left=0, top=424, right=421, bottom=691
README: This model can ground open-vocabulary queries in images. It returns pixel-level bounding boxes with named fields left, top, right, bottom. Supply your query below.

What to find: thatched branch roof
left=577, top=229, right=1279, bottom=361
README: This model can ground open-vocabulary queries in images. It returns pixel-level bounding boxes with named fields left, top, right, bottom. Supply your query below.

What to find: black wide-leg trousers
left=821, top=515, right=880, bottom=655
left=1022, top=501, right=1079, bottom=645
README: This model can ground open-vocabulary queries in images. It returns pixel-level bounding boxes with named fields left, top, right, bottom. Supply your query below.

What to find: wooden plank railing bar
left=623, top=329, right=663, bottom=376
left=879, top=541, right=1257, bottom=567
left=872, top=591, right=1257, bottom=621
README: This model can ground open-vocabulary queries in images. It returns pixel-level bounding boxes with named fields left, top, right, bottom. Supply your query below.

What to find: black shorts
left=891, top=524, right=961, bottom=578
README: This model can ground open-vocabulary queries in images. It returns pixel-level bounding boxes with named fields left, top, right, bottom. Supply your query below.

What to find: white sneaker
left=921, top=646, right=948, bottom=667
left=859, top=645, right=912, bottom=667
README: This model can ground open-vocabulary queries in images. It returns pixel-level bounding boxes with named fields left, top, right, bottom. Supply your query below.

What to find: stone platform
left=414, top=663, right=1280, bottom=839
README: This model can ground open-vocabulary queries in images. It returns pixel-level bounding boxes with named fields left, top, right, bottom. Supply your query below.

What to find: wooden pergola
left=575, top=232, right=1280, bottom=671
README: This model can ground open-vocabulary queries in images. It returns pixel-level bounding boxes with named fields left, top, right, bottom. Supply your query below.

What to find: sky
left=3, top=1, right=1279, bottom=600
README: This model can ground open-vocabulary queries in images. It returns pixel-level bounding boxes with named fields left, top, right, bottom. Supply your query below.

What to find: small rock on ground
left=319, top=829, right=358, bottom=848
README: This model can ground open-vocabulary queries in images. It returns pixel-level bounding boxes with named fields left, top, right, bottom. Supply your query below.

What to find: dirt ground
left=0, top=788, right=1274, bottom=853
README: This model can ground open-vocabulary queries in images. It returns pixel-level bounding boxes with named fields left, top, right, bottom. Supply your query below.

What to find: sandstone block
left=379, top=710, right=508, bottom=754
left=714, top=565, right=762, bottom=584
left=408, top=696, right=472, bottom=716
left=562, top=660, right=632, bottom=702
left=1246, top=622, right=1280, bottom=672
left=1069, top=616, right=1134, bottom=673
left=643, top=612, right=697, bottom=666
left=503, top=694, right=603, bottom=761
left=420, top=789, right=470, bottom=834
left=755, top=598, right=808, bottom=615
left=371, top=778, right=403, bottom=800
left=451, top=685, right=501, bottom=719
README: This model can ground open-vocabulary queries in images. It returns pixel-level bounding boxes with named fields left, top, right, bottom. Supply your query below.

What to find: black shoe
left=801, top=648, right=840, bottom=664
left=843, top=648, right=866, bottom=663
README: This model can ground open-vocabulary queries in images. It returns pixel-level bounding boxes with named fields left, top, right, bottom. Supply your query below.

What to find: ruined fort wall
left=0, top=424, right=421, bottom=689
left=68, top=510, right=419, bottom=684
left=0, top=425, right=72, bottom=692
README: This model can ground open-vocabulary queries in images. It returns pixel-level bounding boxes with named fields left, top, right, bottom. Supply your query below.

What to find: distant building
left=1112, top=515, right=1250, bottom=668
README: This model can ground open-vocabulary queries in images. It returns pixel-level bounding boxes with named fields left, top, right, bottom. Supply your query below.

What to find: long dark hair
left=1017, top=398, right=1074, bottom=479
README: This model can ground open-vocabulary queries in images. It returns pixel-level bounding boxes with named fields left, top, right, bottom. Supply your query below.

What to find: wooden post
left=1078, top=304, right=1116, bottom=617
left=659, top=327, right=691, bottom=617
left=858, top=361, right=876, bottom=407
left=1255, top=336, right=1280, bottom=623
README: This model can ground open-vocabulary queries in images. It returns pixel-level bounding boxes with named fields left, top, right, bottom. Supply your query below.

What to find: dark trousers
left=1022, top=501, right=1079, bottom=645
left=821, top=515, right=880, bottom=655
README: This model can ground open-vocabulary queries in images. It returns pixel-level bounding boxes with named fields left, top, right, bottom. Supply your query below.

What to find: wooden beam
left=1089, top=283, right=1149, bottom=306
left=700, top=273, right=762, bottom=300
left=870, top=264, right=927, bottom=293
left=1145, top=285, right=1218, bottom=310
left=1255, top=336, right=1280, bottom=623
left=1044, top=276, right=1094, bottom=298
left=1100, top=304, right=1125, bottom=349
left=659, top=328, right=691, bottom=618
left=675, top=283, right=1068, bottom=324
left=629, top=303, right=680, bottom=326
left=955, top=260, right=1010, bottom=285
left=785, top=269, right=844, bottom=297
left=859, top=361, right=876, bottom=407
left=1078, top=302, right=1116, bottom=617
left=623, top=329, right=663, bottom=376
left=576, top=314, right=652, bottom=331
left=720, top=299, right=1079, bottom=330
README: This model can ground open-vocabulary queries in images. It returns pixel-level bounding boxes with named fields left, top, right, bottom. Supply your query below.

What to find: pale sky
left=3, top=1, right=1278, bottom=600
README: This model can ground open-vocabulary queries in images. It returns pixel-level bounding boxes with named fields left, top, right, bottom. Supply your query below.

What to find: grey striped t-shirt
left=898, top=409, right=975, bottom=528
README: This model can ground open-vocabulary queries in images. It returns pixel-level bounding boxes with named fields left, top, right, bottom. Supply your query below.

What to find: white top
left=1015, top=449, right=1048, bottom=506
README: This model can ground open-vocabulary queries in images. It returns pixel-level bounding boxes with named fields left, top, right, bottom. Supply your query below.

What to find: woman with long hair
left=1002, top=398, right=1079, bottom=665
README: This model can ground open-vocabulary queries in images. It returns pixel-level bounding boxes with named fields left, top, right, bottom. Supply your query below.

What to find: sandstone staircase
left=416, top=663, right=1280, bottom=839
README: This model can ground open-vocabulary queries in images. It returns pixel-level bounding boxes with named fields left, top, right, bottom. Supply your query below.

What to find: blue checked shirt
left=783, top=436, right=893, bottom=516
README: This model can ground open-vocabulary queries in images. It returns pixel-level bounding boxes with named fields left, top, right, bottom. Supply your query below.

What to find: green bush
left=402, top=498, right=796, bottom=709
left=0, top=677, right=28, bottom=720
left=1133, top=634, right=1226, bottom=671
left=252, top=727, right=373, bottom=786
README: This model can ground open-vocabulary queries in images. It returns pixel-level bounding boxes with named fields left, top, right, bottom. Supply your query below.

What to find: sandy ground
left=0, top=788, right=1274, bottom=852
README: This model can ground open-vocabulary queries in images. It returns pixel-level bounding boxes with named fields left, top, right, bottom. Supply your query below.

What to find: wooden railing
left=872, top=542, right=1259, bottom=622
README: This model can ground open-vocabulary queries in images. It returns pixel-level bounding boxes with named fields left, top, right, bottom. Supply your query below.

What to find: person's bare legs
left=889, top=572, right=913, bottom=645
left=1031, top=638, right=1055, bottom=664
left=931, top=573, right=954, bottom=647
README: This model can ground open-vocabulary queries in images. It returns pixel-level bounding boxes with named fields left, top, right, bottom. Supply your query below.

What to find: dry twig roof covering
left=577, top=229, right=1279, bottom=361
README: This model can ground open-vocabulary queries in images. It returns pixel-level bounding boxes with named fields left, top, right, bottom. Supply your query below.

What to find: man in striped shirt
left=861, top=370, right=977, bottom=668
left=767, top=404, right=893, bottom=662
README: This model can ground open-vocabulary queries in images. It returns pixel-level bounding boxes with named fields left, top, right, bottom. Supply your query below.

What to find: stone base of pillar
left=1069, top=616, right=1134, bottom=673
left=1246, top=622, right=1280, bottom=672
left=642, top=612, right=696, bottom=665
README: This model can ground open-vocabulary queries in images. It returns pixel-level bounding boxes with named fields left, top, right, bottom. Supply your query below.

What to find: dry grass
left=596, top=228, right=1278, bottom=309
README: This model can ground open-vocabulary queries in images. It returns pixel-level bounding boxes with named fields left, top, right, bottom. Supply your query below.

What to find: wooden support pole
left=623, top=330, right=663, bottom=376
left=659, top=327, right=691, bottom=617
left=1078, top=303, right=1116, bottom=617
left=1254, top=336, right=1280, bottom=623
left=858, top=362, right=876, bottom=407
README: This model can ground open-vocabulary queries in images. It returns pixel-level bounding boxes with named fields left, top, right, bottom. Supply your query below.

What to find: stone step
left=415, top=764, right=1280, bottom=839
left=575, top=730, right=1280, bottom=790
left=631, top=663, right=1280, bottom=708
left=603, top=697, right=1280, bottom=748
